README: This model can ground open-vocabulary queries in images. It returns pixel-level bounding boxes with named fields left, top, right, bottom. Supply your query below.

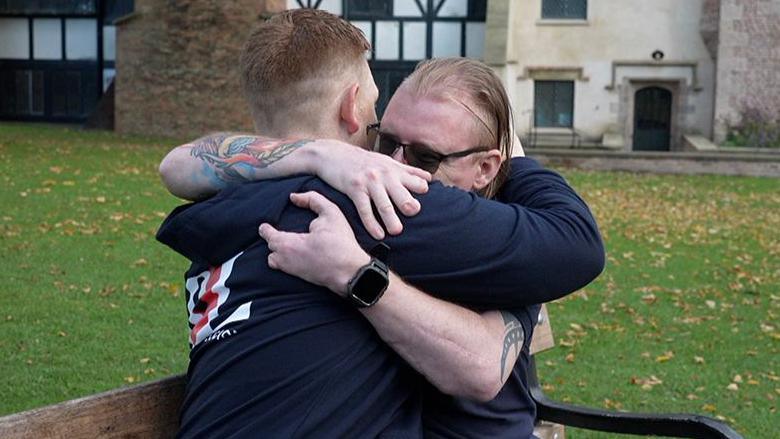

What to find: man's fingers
left=258, top=223, right=280, bottom=249
left=289, top=191, right=339, bottom=216
left=267, top=252, right=280, bottom=270
left=352, top=193, right=385, bottom=240
left=368, top=182, right=403, bottom=236
left=387, top=183, right=421, bottom=217
left=403, top=174, right=429, bottom=195
left=259, top=222, right=301, bottom=252
left=259, top=223, right=304, bottom=271
left=401, top=163, right=432, bottom=182
left=290, top=191, right=383, bottom=239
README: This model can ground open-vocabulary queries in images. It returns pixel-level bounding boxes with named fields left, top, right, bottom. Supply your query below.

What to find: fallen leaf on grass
left=656, top=351, right=674, bottom=362
left=763, top=372, right=779, bottom=382
left=631, top=375, right=663, bottom=390
left=641, top=294, right=657, bottom=305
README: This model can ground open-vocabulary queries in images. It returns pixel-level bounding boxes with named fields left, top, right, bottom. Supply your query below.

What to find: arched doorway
left=633, top=86, right=672, bottom=151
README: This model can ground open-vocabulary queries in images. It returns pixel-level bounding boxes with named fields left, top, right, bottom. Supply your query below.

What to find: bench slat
left=0, top=375, right=185, bottom=438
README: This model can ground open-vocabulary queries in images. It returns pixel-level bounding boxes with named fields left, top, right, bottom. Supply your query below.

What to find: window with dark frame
left=534, top=80, right=574, bottom=128
left=541, top=0, right=587, bottom=19
left=0, top=0, right=131, bottom=120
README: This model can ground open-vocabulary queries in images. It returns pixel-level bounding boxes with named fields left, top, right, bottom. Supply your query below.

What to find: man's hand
left=310, top=141, right=431, bottom=240
left=258, top=191, right=371, bottom=295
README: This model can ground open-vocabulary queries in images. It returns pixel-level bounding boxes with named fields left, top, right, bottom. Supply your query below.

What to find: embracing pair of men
left=157, top=8, right=604, bottom=439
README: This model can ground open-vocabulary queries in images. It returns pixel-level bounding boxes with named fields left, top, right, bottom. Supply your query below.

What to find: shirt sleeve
left=341, top=157, right=605, bottom=309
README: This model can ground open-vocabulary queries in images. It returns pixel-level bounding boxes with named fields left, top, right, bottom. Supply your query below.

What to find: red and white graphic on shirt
left=185, top=252, right=249, bottom=347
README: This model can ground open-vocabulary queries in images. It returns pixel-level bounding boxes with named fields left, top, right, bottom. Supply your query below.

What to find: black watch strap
left=369, top=242, right=390, bottom=263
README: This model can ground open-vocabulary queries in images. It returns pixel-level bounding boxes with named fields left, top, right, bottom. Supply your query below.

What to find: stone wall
left=713, top=0, right=780, bottom=143
left=700, top=0, right=721, bottom=60
left=115, top=0, right=285, bottom=138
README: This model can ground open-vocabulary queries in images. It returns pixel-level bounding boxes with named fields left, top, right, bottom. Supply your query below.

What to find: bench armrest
left=528, top=358, right=743, bottom=439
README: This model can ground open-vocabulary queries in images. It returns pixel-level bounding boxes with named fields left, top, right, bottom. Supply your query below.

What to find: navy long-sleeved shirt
left=157, top=157, right=604, bottom=438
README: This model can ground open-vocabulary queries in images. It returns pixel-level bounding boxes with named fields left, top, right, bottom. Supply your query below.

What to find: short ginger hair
left=401, top=58, right=514, bottom=198
left=240, top=9, right=371, bottom=135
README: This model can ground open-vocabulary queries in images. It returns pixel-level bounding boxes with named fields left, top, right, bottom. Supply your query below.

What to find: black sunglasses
left=366, top=123, right=490, bottom=174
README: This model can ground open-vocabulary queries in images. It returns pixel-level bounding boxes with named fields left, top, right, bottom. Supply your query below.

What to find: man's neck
left=254, top=123, right=341, bottom=142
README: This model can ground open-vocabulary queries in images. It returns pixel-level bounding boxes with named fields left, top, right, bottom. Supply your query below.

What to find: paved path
left=527, top=148, right=780, bottom=178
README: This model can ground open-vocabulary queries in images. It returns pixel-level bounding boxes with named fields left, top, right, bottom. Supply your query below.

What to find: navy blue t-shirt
left=157, top=157, right=604, bottom=438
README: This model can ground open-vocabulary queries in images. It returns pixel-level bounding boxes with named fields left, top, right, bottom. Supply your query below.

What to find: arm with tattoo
left=159, top=133, right=314, bottom=201
left=190, top=134, right=313, bottom=185
left=357, top=275, right=528, bottom=402
left=159, top=133, right=430, bottom=239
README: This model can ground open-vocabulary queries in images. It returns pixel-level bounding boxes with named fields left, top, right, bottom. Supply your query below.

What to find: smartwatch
left=346, top=258, right=389, bottom=308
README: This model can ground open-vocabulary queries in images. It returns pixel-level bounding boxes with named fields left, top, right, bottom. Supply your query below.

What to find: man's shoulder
left=217, top=175, right=317, bottom=200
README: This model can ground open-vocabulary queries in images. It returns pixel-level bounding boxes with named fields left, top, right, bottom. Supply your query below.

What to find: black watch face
left=352, top=267, right=388, bottom=306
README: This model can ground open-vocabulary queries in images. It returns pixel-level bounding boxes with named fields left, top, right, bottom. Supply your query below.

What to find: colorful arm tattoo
left=499, top=311, right=525, bottom=382
left=188, top=133, right=313, bottom=185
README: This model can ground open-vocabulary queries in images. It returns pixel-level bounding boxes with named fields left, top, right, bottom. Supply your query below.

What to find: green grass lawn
left=1, top=122, right=777, bottom=437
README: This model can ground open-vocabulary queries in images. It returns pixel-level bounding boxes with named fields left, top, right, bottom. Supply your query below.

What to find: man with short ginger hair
left=158, top=8, right=603, bottom=438
left=161, top=9, right=422, bottom=237
left=240, top=9, right=374, bottom=142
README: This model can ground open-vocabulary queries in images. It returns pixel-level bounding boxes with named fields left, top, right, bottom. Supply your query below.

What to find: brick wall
left=115, top=0, right=285, bottom=138
left=713, top=0, right=780, bottom=142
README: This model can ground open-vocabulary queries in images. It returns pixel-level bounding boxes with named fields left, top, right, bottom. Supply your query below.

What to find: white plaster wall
left=502, top=0, right=716, bottom=146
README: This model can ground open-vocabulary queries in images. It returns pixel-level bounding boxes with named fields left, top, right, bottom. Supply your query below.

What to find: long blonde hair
left=402, top=58, right=514, bottom=198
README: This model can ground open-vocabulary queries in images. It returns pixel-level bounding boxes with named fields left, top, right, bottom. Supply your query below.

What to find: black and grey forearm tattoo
left=499, top=311, right=525, bottom=382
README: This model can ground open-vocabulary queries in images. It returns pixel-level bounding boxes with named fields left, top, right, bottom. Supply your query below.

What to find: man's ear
left=472, top=150, right=503, bottom=192
left=339, top=83, right=361, bottom=135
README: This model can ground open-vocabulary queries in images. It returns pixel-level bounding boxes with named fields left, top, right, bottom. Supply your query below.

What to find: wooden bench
left=0, top=305, right=742, bottom=438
